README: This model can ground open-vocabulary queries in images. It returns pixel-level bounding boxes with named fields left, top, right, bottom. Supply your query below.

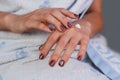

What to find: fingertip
left=59, top=60, right=65, bottom=67
left=77, top=55, right=82, bottom=61
left=39, top=53, right=45, bottom=60
left=49, top=28, right=56, bottom=32
left=74, top=14, right=79, bottom=18
left=49, top=60, right=56, bottom=67
left=67, top=22, right=73, bottom=28
left=77, top=51, right=86, bottom=61
left=59, top=25, right=67, bottom=32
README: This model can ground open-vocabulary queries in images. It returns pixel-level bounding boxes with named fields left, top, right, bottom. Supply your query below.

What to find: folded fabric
left=87, top=39, right=120, bottom=80
left=0, top=52, right=109, bottom=80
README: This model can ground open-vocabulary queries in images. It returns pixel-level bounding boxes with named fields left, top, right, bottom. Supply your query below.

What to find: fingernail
left=77, top=56, right=82, bottom=61
left=60, top=25, right=66, bottom=31
left=39, top=45, right=43, bottom=50
left=39, top=54, right=45, bottom=60
left=49, top=60, right=56, bottom=67
left=59, top=60, right=65, bottom=67
left=74, top=14, right=79, bottom=18
left=50, top=28, right=55, bottom=31
left=67, top=22, right=73, bottom=28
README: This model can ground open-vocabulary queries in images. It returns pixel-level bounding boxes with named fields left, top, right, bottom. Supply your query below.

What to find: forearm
left=0, top=12, right=16, bottom=31
left=76, top=0, right=103, bottom=37
left=80, top=10, right=103, bottom=37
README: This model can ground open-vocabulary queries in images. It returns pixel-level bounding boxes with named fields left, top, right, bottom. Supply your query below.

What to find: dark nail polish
left=60, top=25, right=66, bottom=31
left=59, top=60, right=65, bottom=67
left=67, top=22, right=73, bottom=28
left=50, top=28, right=55, bottom=31
left=49, top=60, right=56, bottom=67
left=39, top=54, right=44, bottom=60
left=77, top=56, right=82, bottom=61
left=74, top=14, right=79, bottom=18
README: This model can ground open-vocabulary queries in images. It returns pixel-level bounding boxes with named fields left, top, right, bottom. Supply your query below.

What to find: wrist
left=73, top=20, right=92, bottom=36
left=3, top=13, right=18, bottom=31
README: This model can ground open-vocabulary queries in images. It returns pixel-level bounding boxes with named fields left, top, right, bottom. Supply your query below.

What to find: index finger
left=59, top=8, right=79, bottom=19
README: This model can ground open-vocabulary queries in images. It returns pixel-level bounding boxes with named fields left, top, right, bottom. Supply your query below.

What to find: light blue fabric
left=0, top=75, right=3, bottom=80
left=87, top=41, right=120, bottom=80
left=39, top=0, right=50, bottom=8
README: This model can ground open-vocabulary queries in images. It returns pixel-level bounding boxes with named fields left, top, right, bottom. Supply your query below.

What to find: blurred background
left=102, top=0, right=120, bottom=52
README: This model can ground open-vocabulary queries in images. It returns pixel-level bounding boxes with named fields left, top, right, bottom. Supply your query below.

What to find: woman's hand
left=7, top=8, right=78, bottom=33
left=39, top=20, right=91, bottom=67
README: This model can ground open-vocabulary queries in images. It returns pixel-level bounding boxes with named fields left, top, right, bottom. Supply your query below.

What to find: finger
left=77, top=38, right=89, bottom=61
left=37, top=23, right=53, bottom=32
left=59, top=8, right=79, bottom=19
left=39, top=31, right=62, bottom=60
left=39, top=44, right=44, bottom=50
left=24, top=20, right=52, bottom=32
left=59, top=36, right=80, bottom=67
left=44, top=14, right=64, bottom=32
left=49, top=33, right=71, bottom=67
left=51, top=10, right=73, bottom=29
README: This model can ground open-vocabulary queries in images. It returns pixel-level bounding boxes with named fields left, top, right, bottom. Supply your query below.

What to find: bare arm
left=77, top=0, right=103, bottom=37
left=0, top=12, right=15, bottom=31
left=0, top=8, right=77, bottom=33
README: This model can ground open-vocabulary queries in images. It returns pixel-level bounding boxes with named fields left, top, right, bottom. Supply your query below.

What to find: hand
left=8, top=8, right=78, bottom=33
left=39, top=20, right=91, bottom=67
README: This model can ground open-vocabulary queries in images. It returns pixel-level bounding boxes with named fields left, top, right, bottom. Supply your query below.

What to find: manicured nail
left=67, top=22, right=73, bottom=28
left=49, top=60, right=56, bottom=67
left=39, top=54, right=45, bottom=60
left=60, top=25, right=66, bottom=31
left=50, top=28, right=55, bottom=31
left=77, top=56, right=82, bottom=61
left=59, top=60, right=65, bottom=67
left=74, top=14, right=79, bottom=18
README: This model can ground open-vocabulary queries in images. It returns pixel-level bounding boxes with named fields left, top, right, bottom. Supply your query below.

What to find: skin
left=0, top=0, right=103, bottom=67
left=0, top=8, right=77, bottom=33
left=39, top=0, right=103, bottom=67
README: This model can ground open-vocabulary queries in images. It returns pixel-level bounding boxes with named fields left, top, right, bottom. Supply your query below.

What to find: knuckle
left=82, top=46, right=87, bottom=50
left=70, top=41, right=77, bottom=47
left=49, top=36, right=56, bottom=42
left=44, top=13, right=50, bottom=18
left=62, top=54, right=70, bottom=60
left=57, top=23, right=61, bottom=27
left=69, top=28, right=75, bottom=32
left=85, top=36, right=90, bottom=41
left=38, top=23, right=45, bottom=29
left=54, top=22, right=61, bottom=28
left=51, top=9, right=58, bottom=13
left=52, top=53, right=59, bottom=59
left=59, top=39, right=67, bottom=46
left=49, top=38, right=54, bottom=43
left=82, top=39, right=89, bottom=45
left=61, top=16, right=65, bottom=20
left=59, top=8, right=65, bottom=11
left=83, top=33, right=89, bottom=39
left=61, top=17, right=67, bottom=22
